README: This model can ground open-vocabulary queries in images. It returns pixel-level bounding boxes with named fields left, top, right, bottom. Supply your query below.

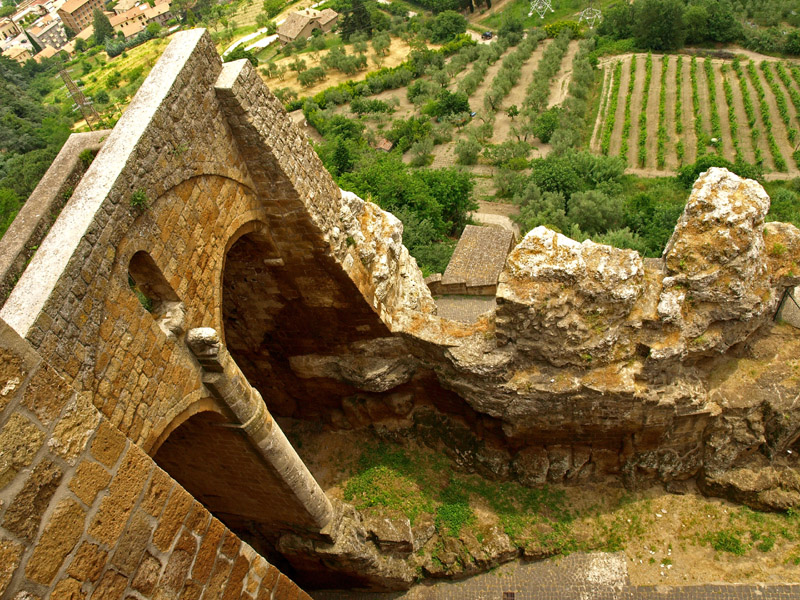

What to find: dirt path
left=470, top=46, right=512, bottom=120
left=713, top=60, right=735, bottom=163
left=663, top=55, right=679, bottom=170
left=627, top=55, right=646, bottom=169
left=643, top=55, right=662, bottom=169
left=608, top=56, right=632, bottom=158
left=744, top=61, right=776, bottom=172
left=548, top=39, right=580, bottom=108
left=680, top=57, right=698, bottom=164
left=753, top=60, right=797, bottom=175
left=490, top=39, right=550, bottom=144
left=696, top=58, right=713, bottom=156
left=373, top=87, right=415, bottom=116
left=590, top=62, right=613, bottom=153
left=726, top=64, right=756, bottom=164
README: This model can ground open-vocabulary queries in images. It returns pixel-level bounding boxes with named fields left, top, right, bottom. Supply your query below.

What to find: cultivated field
left=591, top=52, right=800, bottom=177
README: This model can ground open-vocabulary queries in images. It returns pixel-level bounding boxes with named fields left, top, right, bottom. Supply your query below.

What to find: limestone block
left=49, top=394, right=101, bottom=465
left=512, top=447, right=549, bottom=487
left=0, top=412, right=45, bottom=490
left=25, top=498, right=86, bottom=585
left=363, top=509, right=413, bottom=556
left=3, top=459, right=62, bottom=541
left=0, top=536, right=23, bottom=596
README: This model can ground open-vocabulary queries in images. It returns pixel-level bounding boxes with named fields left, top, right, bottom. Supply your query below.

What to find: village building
left=277, top=7, right=338, bottom=44
left=110, top=1, right=171, bottom=39
left=427, top=224, right=515, bottom=296
left=0, top=16, right=21, bottom=39
left=2, top=43, right=32, bottom=62
left=33, top=43, right=58, bottom=59
left=57, top=0, right=103, bottom=36
left=28, top=13, right=69, bottom=49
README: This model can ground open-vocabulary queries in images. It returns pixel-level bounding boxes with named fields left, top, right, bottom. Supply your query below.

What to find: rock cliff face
left=303, top=168, right=800, bottom=510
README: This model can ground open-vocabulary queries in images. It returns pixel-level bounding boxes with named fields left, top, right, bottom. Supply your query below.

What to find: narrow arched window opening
left=128, top=251, right=185, bottom=338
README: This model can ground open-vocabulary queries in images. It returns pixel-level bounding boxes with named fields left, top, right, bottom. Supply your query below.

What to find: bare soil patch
left=753, top=60, right=797, bottom=175
left=547, top=39, right=580, bottom=108
left=695, top=57, right=713, bottom=156
left=490, top=39, right=550, bottom=144
left=260, top=37, right=416, bottom=97
left=713, top=60, right=736, bottom=163
left=643, top=55, right=662, bottom=169
left=663, top=55, right=678, bottom=170
left=607, top=55, right=631, bottom=157
left=470, top=46, right=514, bottom=121
left=743, top=61, right=776, bottom=171
left=627, top=55, right=646, bottom=169
left=726, top=65, right=756, bottom=164
left=590, top=61, right=613, bottom=153
left=680, top=56, right=698, bottom=164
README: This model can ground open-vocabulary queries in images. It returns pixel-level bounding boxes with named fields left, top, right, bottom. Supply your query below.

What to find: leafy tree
left=417, top=167, right=476, bottom=234
left=340, top=0, right=372, bottom=41
left=455, top=137, right=481, bottom=165
left=225, top=45, right=259, bottom=66
left=372, top=31, right=390, bottom=56
left=331, top=137, right=355, bottom=175
left=422, top=89, right=470, bottom=119
left=567, top=189, right=623, bottom=236
left=506, top=104, right=519, bottom=120
left=633, top=0, right=686, bottom=51
left=262, top=0, right=283, bottom=17
left=598, top=2, right=634, bottom=39
left=683, top=3, right=709, bottom=44
left=532, top=107, right=561, bottom=143
left=429, top=10, right=467, bottom=43
left=92, top=8, right=114, bottom=45
left=75, top=38, right=87, bottom=52
left=498, top=12, right=523, bottom=38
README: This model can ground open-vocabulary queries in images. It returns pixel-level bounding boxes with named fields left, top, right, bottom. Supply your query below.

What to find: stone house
left=57, top=0, right=103, bottom=35
left=428, top=224, right=515, bottom=296
left=277, top=8, right=338, bottom=44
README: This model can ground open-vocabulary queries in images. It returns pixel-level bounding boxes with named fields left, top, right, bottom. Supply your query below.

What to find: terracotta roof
left=375, top=138, right=393, bottom=151
left=120, top=19, right=143, bottom=37
left=441, top=225, right=514, bottom=288
left=143, top=3, right=170, bottom=19
left=277, top=11, right=314, bottom=40
left=112, top=0, right=138, bottom=14
left=316, top=8, right=337, bottom=25
left=34, top=44, right=57, bottom=60
left=59, top=0, right=95, bottom=15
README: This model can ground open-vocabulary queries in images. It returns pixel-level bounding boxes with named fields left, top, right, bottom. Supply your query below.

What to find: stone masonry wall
left=0, top=318, right=310, bottom=599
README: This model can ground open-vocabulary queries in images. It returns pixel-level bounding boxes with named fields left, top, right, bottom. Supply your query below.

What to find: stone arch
left=145, top=394, right=226, bottom=455
left=151, top=407, right=312, bottom=566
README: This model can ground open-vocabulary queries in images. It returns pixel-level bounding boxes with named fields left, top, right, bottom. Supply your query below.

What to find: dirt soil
left=713, top=60, right=736, bottom=163
left=489, top=39, right=551, bottom=144
left=643, top=55, right=662, bottom=169
left=753, top=60, right=797, bottom=176
left=589, top=62, right=613, bottom=153
left=260, top=38, right=418, bottom=97
left=663, top=56, right=678, bottom=170
left=744, top=63, right=775, bottom=171
left=606, top=56, right=631, bottom=157
left=547, top=39, right=580, bottom=108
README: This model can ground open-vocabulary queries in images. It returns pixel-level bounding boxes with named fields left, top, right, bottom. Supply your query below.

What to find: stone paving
left=313, top=554, right=800, bottom=600
left=435, top=296, right=497, bottom=323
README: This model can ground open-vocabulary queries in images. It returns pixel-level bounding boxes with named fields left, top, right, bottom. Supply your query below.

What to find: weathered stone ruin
left=0, top=28, right=799, bottom=596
